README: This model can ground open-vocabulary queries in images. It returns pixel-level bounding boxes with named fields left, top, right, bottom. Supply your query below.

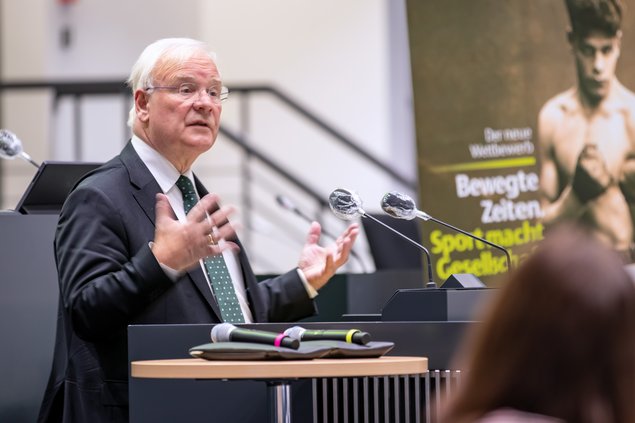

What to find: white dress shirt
left=131, top=135, right=255, bottom=322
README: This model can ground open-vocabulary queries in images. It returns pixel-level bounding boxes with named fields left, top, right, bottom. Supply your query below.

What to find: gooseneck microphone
left=211, top=323, right=300, bottom=349
left=275, top=194, right=368, bottom=272
left=0, top=129, right=40, bottom=168
left=381, top=191, right=512, bottom=271
left=284, top=325, right=371, bottom=345
left=328, top=188, right=437, bottom=288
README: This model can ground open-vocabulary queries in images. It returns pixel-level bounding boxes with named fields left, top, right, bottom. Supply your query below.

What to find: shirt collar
left=131, top=135, right=195, bottom=192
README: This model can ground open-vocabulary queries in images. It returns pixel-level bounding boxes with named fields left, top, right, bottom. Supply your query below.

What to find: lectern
left=0, top=212, right=60, bottom=422
left=0, top=161, right=99, bottom=421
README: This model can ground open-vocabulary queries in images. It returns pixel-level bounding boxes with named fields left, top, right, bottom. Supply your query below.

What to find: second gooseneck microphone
left=328, top=188, right=437, bottom=288
left=381, top=191, right=512, bottom=271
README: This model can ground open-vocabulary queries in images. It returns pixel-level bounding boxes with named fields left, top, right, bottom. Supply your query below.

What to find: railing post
left=73, top=94, right=82, bottom=160
left=239, top=90, right=253, bottom=249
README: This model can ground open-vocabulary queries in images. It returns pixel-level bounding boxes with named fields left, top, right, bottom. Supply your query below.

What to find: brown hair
left=565, top=0, right=623, bottom=38
left=441, top=224, right=635, bottom=423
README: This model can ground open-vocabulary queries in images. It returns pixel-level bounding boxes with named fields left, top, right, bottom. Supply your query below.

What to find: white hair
left=126, top=38, right=218, bottom=127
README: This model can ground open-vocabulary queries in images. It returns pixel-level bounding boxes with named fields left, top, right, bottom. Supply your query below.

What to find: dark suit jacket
left=38, top=142, right=316, bottom=423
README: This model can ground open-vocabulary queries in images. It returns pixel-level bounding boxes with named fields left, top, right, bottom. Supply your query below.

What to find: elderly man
left=38, top=38, right=358, bottom=423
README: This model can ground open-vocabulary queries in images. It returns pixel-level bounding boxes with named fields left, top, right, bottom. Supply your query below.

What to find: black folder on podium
left=15, top=161, right=101, bottom=214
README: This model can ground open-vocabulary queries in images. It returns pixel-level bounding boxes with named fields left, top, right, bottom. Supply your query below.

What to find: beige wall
left=0, top=0, right=415, bottom=273
left=1, top=0, right=51, bottom=210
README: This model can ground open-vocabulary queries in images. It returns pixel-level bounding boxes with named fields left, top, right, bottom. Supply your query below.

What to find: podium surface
left=132, top=356, right=428, bottom=423
left=131, top=356, right=428, bottom=379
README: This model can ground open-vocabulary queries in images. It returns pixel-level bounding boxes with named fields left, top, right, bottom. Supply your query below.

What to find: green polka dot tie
left=175, top=175, right=245, bottom=323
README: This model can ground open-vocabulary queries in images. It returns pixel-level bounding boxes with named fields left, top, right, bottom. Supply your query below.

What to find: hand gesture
left=298, top=222, right=360, bottom=291
left=151, top=193, right=237, bottom=271
left=571, top=144, right=613, bottom=202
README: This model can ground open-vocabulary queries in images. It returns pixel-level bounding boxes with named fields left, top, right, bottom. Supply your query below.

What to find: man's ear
left=135, top=89, right=150, bottom=123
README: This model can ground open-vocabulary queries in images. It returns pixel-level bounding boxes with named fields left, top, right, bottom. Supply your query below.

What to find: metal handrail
left=0, top=80, right=416, bottom=213
left=228, top=85, right=417, bottom=190
left=219, top=125, right=329, bottom=209
left=0, top=80, right=129, bottom=95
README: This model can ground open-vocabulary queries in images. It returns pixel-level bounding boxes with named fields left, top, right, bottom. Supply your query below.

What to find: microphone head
left=0, top=129, right=23, bottom=160
left=381, top=192, right=417, bottom=220
left=210, top=323, right=236, bottom=342
left=328, top=188, right=364, bottom=221
left=283, top=326, right=306, bottom=340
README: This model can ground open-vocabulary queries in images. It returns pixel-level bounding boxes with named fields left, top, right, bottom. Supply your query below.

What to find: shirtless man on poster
left=539, top=0, right=635, bottom=259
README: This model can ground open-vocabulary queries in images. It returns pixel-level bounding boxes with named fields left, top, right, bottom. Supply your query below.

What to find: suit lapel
left=119, top=142, right=223, bottom=321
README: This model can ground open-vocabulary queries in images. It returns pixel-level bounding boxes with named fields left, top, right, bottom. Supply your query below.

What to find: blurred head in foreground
left=442, top=224, right=635, bottom=423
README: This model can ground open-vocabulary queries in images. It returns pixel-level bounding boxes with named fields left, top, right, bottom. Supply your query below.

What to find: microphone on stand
left=328, top=188, right=437, bottom=288
left=0, top=129, right=40, bottom=168
left=381, top=191, right=512, bottom=271
left=275, top=194, right=368, bottom=272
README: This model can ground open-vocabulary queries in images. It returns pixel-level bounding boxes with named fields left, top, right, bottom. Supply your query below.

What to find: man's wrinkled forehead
left=152, top=53, right=219, bottom=84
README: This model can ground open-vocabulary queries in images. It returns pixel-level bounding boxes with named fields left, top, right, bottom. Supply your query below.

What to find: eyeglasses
left=145, top=82, right=229, bottom=104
